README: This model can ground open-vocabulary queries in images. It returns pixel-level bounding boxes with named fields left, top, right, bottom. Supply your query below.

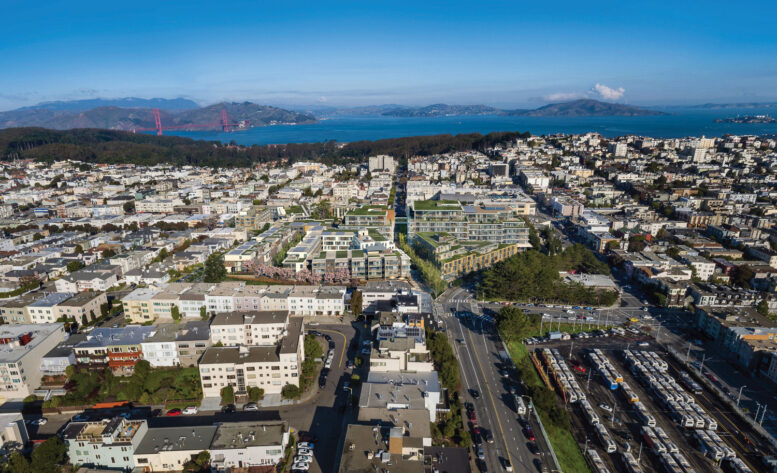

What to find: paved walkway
left=199, top=396, right=222, bottom=412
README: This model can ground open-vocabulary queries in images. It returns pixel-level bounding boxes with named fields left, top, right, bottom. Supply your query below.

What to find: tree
left=757, top=300, right=771, bottom=318
left=183, top=450, right=211, bottom=473
left=249, top=386, right=264, bottom=402
left=5, top=451, right=31, bottom=473
left=30, top=436, right=66, bottom=473
left=155, top=248, right=169, bottom=262
left=496, top=306, right=536, bottom=342
left=220, top=385, right=234, bottom=405
left=171, top=305, right=181, bottom=322
left=281, top=383, right=301, bottom=399
left=100, top=302, right=110, bottom=318
left=74, top=244, right=84, bottom=254
left=81, top=314, right=88, bottom=327
left=90, top=310, right=96, bottom=322
left=33, top=233, right=43, bottom=241
left=200, top=306, right=208, bottom=320
left=350, top=290, right=363, bottom=318
left=203, top=253, right=227, bottom=283
left=66, top=261, right=84, bottom=273
left=102, top=248, right=116, bottom=258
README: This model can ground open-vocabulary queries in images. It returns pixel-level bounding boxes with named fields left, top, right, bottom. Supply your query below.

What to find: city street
left=442, top=310, right=556, bottom=473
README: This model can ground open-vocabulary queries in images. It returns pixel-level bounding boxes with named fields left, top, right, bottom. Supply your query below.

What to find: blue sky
left=1, top=0, right=776, bottom=110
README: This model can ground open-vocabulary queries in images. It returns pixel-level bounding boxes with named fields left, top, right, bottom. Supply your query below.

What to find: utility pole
left=637, top=441, right=643, bottom=463
left=737, top=386, right=747, bottom=408
left=700, top=354, right=707, bottom=373
left=686, top=342, right=692, bottom=362
left=755, top=402, right=762, bottom=422
left=760, top=406, right=768, bottom=426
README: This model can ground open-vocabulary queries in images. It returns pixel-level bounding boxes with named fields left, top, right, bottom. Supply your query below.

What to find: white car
left=324, top=359, right=332, bottom=369
left=599, top=403, right=612, bottom=413
left=33, top=418, right=47, bottom=425
left=292, top=462, right=310, bottom=471
left=183, top=406, right=198, bottom=415
left=295, top=455, right=313, bottom=463
left=297, top=442, right=315, bottom=449
left=297, top=448, right=313, bottom=456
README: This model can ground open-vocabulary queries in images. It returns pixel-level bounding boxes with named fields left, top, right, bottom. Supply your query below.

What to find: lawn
left=507, top=341, right=590, bottom=473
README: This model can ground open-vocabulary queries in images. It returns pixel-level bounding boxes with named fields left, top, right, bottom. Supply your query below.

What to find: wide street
left=441, top=308, right=556, bottom=473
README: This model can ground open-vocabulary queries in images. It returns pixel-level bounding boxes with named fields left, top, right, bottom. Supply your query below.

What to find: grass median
left=507, top=341, right=590, bottom=473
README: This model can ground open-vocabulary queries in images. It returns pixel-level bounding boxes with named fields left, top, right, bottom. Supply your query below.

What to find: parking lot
left=534, top=332, right=768, bottom=473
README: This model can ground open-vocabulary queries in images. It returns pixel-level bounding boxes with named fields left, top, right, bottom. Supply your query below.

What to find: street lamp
left=737, top=386, right=747, bottom=408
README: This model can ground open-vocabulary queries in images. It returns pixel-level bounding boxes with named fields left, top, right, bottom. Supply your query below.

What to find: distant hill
left=14, top=97, right=199, bottom=112
left=380, top=104, right=501, bottom=117
left=0, top=101, right=316, bottom=131
left=320, top=104, right=412, bottom=117
left=515, top=99, right=666, bottom=117
left=373, top=99, right=663, bottom=117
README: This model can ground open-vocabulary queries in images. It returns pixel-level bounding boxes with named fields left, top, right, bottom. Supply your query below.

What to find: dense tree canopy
left=0, top=127, right=531, bottom=167
left=478, top=245, right=617, bottom=305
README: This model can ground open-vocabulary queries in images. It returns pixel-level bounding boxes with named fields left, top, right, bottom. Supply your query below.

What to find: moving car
left=470, top=389, right=480, bottom=399
left=524, top=425, right=535, bottom=441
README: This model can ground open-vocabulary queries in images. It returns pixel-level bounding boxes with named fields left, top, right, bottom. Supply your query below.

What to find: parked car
left=222, top=404, right=236, bottom=413
left=72, top=414, right=89, bottom=422
left=470, top=389, right=480, bottom=399
left=244, top=402, right=259, bottom=411
left=599, top=403, right=612, bottom=413
left=292, top=462, right=310, bottom=471
left=524, top=425, right=535, bottom=441
left=166, top=408, right=182, bottom=416
left=295, top=455, right=313, bottom=463
left=298, top=432, right=318, bottom=442
left=527, top=442, right=539, bottom=455
left=183, top=406, right=198, bottom=415
left=297, top=442, right=315, bottom=449
left=33, top=418, right=47, bottom=425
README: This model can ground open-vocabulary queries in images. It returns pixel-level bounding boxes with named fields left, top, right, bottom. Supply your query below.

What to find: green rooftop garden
left=367, top=228, right=387, bottom=242
left=413, top=199, right=462, bottom=211
left=347, top=205, right=388, bottom=216
left=286, top=205, right=304, bottom=214
left=351, top=250, right=364, bottom=258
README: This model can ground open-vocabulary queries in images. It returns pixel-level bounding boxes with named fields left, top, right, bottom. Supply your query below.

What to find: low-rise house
left=54, top=291, right=108, bottom=324
left=74, top=326, right=155, bottom=375
left=27, top=292, right=74, bottom=323
left=133, top=425, right=217, bottom=472
left=175, top=321, right=211, bottom=367
left=209, top=421, right=289, bottom=471
left=64, top=418, right=148, bottom=471
left=359, top=371, right=442, bottom=422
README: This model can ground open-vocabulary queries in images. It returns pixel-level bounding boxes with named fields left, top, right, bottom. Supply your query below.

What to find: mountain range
left=375, top=99, right=666, bottom=117
left=0, top=102, right=317, bottom=131
left=0, top=97, right=664, bottom=131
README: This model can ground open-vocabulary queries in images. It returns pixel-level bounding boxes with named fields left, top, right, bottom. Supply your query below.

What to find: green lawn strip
left=507, top=341, right=590, bottom=473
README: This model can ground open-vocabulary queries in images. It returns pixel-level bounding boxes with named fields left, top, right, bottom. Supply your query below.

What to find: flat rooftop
left=338, top=424, right=423, bottom=473
left=210, top=421, right=287, bottom=449
left=135, top=425, right=217, bottom=454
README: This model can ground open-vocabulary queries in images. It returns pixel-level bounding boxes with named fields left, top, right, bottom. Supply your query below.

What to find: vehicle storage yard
left=532, top=333, right=767, bottom=473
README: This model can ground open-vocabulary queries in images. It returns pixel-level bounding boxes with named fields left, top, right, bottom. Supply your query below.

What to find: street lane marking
left=320, top=329, right=347, bottom=368
left=467, top=326, right=515, bottom=471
